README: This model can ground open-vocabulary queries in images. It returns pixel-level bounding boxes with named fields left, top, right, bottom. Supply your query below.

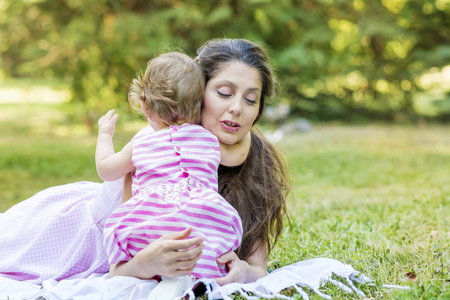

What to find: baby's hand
left=98, top=109, right=119, bottom=136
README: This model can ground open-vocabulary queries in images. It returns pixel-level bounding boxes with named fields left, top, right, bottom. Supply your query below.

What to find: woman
left=0, top=38, right=290, bottom=286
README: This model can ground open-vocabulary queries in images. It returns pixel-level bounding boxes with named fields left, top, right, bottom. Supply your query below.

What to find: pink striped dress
left=103, top=124, right=243, bottom=279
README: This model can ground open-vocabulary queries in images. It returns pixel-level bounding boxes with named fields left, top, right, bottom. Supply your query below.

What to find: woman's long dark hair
left=197, top=38, right=290, bottom=260
left=218, top=128, right=290, bottom=260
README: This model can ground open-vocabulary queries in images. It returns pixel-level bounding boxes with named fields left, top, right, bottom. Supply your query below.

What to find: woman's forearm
left=243, top=241, right=268, bottom=282
left=109, top=258, right=155, bottom=279
left=121, top=172, right=133, bottom=203
left=243, top=261, right=267, bottom=283
left=215, top=240, right=268, bottom=285
left=108, top=228, right=203, bottom=279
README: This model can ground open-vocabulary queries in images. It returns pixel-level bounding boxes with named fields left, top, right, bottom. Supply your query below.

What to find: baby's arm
left=95, top=110, right=134, bottom=181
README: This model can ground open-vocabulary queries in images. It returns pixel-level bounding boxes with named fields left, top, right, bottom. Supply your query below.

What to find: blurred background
left=1, top=0, right=449, bottom=128
left=1, top=0, right=450, bottom=206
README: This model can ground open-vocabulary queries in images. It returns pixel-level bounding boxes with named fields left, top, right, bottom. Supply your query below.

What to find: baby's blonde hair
left=128, top=52, right=205, bottom=125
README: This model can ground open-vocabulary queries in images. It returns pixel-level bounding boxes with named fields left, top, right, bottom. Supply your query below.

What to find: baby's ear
left=140, top=99, right=152, bottom=115
left=140, top=99, right=146, bottom=109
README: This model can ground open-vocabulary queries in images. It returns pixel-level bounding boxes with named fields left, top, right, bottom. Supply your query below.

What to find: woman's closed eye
left=217, top=91, right=231, bottom=97
left=244, top=92, right=259, bottom=104
left=217, top=88, right=259, bottom=104
left=245, top=98, right=258, bottom=104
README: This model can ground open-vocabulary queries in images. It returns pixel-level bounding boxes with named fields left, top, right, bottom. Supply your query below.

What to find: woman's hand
left=215, top=251, right=248, bottom=285
left=109, top=227, right=204, bottom=279
left=215, top=247, right=268, bottom=285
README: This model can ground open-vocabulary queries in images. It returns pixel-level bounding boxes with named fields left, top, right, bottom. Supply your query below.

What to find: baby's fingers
left=98, top=110, right=119, bottom=136
left=109, top=113, right=119, bottom=125
left=98, top=110, right=115, bottom=123
left=105, top=109, right=115, bottom=118
left=106, top=110, right=119, bottom=123
left=100, top=110, right=117, bottom=122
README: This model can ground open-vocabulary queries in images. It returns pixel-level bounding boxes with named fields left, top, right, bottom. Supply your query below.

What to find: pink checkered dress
left=103, top=124, right=243, bottom=279
left=0, top=179, right=123, bottom=284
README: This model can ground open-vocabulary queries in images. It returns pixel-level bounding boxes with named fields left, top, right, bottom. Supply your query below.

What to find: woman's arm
left=121, top=172, right=133, bottom=203
left=109, top=227, right=204, bottom=279
left=215, top=240, right=267, bottom=285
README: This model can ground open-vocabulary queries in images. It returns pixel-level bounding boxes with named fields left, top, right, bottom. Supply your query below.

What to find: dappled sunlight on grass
left=0, top=78, right=70, bottom=104
left=0, top=87, right=70, bottom=104
left=0, top=103, right=67, bottom=140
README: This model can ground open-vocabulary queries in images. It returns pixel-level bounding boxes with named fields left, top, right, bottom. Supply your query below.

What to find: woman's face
left=201, top=61, right=262, bottom=145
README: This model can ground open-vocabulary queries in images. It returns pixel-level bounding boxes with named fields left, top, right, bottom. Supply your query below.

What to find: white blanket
left=0, top=257, right=395, bottom=300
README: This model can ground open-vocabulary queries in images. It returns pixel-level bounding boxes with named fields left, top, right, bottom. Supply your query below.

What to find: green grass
left=1, top=103, right=449, bottom=298
left=270, top=124, right=450, bottom=299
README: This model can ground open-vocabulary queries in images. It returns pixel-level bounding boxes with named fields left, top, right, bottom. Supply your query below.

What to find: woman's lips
left=220, top=120, right=241, bottom=132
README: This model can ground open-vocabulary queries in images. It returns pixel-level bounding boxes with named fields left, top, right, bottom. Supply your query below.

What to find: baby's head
left=129, top=52, right=205, bottom=125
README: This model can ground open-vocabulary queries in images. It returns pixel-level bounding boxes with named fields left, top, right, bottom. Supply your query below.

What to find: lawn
left=271, top=124, right=450, bottom=299
left=1, top=103, right=449, bottom=299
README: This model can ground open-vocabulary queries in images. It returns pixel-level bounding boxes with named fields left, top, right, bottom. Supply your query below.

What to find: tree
left=1, top=0, right=449, bottom=125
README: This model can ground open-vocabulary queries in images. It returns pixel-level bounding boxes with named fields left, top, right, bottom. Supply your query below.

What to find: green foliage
left=1, top=0, right=450, bottom=124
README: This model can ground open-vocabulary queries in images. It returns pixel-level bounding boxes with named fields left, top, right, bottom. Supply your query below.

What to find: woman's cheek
left=201, top=109, right=215, bottom=132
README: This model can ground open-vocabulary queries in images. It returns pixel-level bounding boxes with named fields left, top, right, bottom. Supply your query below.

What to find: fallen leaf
left=405, top=272, right=417, bottom=281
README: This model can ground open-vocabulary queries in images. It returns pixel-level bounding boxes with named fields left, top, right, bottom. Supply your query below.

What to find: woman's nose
left=228, top=97, right=242, bottom=115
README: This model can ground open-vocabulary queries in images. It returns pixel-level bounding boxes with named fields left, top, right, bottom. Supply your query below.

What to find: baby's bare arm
left=95, top=110, right=134, bottom=181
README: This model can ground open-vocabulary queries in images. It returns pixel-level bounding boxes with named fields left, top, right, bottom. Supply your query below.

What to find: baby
left=95, top=52, right=242, bottom=279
